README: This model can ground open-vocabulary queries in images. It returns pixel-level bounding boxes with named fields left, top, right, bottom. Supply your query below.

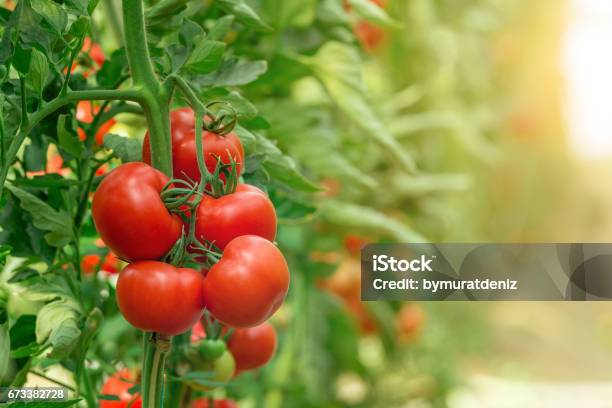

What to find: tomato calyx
left=160, top=177, right=202, bottom=214
left=205, top=154, right=240, bottom=198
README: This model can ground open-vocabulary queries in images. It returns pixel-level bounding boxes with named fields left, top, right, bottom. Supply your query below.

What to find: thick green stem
left=122, top=0, right=172, bottom=176
left=167, top=75, right=209, bottom=183
left=142, top=333, right=171, bottom=408
left=121, top=0, right=158, bottom=90
left=121, top=3, right=173, bottom=408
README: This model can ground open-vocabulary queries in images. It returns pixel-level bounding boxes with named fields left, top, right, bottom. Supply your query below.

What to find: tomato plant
left=0, top=0, right=511, bottom=406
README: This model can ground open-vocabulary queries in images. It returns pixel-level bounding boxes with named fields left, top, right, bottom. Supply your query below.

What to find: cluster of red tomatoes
left=92, top=108, right=289, bottom=399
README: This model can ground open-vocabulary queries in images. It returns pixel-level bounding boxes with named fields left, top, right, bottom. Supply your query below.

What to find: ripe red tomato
left=102, top=251, right=119, bottom=274
left=191, top=320, right=206, bottom=342
left=116, top=261, right=205, bottom=335
left=195, top=184, right=276, bottom=250
left=82, top=37, right=105, bottom=68
left=100, top=368, right=141, bottom=408
left=67, top=37, right=105, bottom=78
left=203, top=236, right=290, bottom=328
left=396, top=304, right=425, bottom=342
left=142, top=108, right=244, bottom=183
left=344, top=0, right=387, bottom=51
left=191, top=399, right=238, bottom=408
left=228, top=322, right=277, bottom=371
left=92, top=162, right=182, bottom=261
left=343, top=234, right=369, bottom=256
left=26, top=150, right=70, bottom=178
left=76, top=100, right=116, bottom=145
left=355, top=21, right=385, bottom=51
left=81, top=254, right=101, bottom=275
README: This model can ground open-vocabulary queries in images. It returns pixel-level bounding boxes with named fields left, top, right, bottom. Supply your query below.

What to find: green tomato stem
left=121, top=0, right=158, bottom=90
left=142, top=333, right=171, bottom=408
left=121, top=0, right=173, bottom=177
left=166, top=74, right=210, bottom=186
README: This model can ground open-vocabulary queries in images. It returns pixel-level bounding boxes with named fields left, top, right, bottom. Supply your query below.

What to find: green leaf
left=347, top=0, right=401, bottom=28
left=96, top=48, right=128, bottom=88
left=9, top=315, right=37, bottom=351
left=57, top=114, right=83, bottom=157
left=10, top=342, right=41, bottom=358
left=0, top=245, right=10, bottom=266
left=320, top=200, right=427, bottom=242
left=25, top=48, right=48, bottom=96
left=68, top=16, right=91, bottom=37
left=10, top=360, right=32, bottom=387
left=36, top=297, right=82, bottom=358
left=0, top=318, right=9, bottom=382
left=145, top=0, right=189, bottom=21
left=234, top=125, right=257, bottom=154
left=196, top=58, right=267, bottom=87
left=103, top=134, right=142, bottom=162
left=207, top=15, right=234, bottom=41
left=253, top=133, right=321, bottom=192
left=7, top=268, right=40, bottom=284
left=215, top=0, right=272, bottom=32
left=12, top=44, right=31, bottom=75
left=262, top=0, right=316, bottom=28
left=5, top=185, right=73, bottom=248
left=0, top=195, right=55, bottom=262
left=30, top=0, right=68, bottom=33
left=65, top=0, right=89, bottom=16
left=271, top=193, right=317, bottom=222
left=183, top=40, right=225, bottom=74
left=13, top=174, right=77, bottom=189
left=302, top=42, right=416, bottom=173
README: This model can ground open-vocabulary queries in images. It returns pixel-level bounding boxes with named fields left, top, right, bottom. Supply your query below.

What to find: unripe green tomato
left=188, top=351, right=235, bottom=391
left=199, top=339, right=226, bottom=360
left=210, top=351, right=235, bottom=383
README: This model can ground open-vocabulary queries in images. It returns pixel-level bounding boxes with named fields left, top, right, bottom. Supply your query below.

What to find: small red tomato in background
left=191, top=399, right=238, bottom=408
left=92, top=162, right=182, bottom=261
left=100, top=368, right=141, bottom=408
left=81, top=254, right=101, bottom=275
left=203, top=235, right=290, bottom=328
left=25, top=147, right=70, bottom=178
left=344, top=0, right=387, bottom=51
left=142, top=108, right=245, bottom=184
left=102, top=251, right=119, bottom=273
left=191, top=320, right=206, bottom=343
left=195, top=184, right=276, bottom=250
left=395, top=303, right=425, bottom=342
left=76, top=100, right=116, bottom=145
left=343, top=234, right=369, bottom=257
left=82, top=37, right=105, bottom=69
left=116, top=261, right=205, bottom=335
left=68, top=37, right=105, bottom=78
left=228, top=322, right=277, bottom=371
left=355, top=21, right=385, bottom=51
